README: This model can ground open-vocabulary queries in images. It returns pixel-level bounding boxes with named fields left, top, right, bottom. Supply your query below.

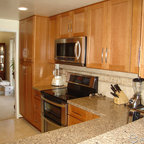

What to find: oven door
left=41, top=96, right=67, bottom=132
left=55, top=37, right=86, bottom=65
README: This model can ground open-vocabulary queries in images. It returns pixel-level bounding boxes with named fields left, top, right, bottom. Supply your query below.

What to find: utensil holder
left=114, top=91, right=129, bottom=105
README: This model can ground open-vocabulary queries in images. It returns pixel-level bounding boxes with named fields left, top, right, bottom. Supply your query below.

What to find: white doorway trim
left=0, top=19, right=20, bottom=119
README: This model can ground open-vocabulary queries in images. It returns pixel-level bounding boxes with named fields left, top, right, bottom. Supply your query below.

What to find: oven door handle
left=41, top=96, right=66, bottom=108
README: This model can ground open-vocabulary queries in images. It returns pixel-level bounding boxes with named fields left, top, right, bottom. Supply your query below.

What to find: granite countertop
left=33, top=85, right=66, bottom=91
left=8, top=96, right=144, bottom=144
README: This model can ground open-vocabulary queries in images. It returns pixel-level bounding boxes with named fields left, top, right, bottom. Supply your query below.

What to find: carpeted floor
left=0, top=95, right=15, bottom=121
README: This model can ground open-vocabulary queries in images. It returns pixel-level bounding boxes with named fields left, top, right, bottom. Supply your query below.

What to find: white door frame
left=0, top=19, right=20, bottom=119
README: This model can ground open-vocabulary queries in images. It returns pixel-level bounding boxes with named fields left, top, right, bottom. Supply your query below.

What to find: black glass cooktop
left=41, top=85, right=96, bottom=103
left=41, top=74, right=98, bottom=104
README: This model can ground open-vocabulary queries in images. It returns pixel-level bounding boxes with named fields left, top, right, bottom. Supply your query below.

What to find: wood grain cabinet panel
left=68, top=104, right=99, bottom=126
left=59, top=7, right=88, bottom=38
left=19, top=17, right=34, bottom=62
left=87, top=0, right=136, bottom=73
left=130, top=0, right=142, bottom=73
left=87, top=2, right=108, bottom=69
left=139, top=0, right=144, bottom=78
left=19, top=16, right=54, bottom=131
left=59, top=12, right=72, bottom=38
left=19, top=62, right=33, bottom=122
left=33, top=90, right=41, bottom=131
left=107, top=0, right=132, bottom=72
left=47, top=16, right=58, bottom=63
left=68, top=115, right=82, bottom=126
left=72, top=8, right=88, bottom=37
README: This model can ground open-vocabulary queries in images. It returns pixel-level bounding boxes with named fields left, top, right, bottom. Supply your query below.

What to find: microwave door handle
left=75, top=41, right=81, bottom=60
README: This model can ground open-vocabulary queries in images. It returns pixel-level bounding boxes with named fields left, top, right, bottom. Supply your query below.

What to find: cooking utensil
left=114, top=84, right=121, bottom=92
left=110, top=92, right=119, bottom=98
left=111, top=84, right=117, bottom=93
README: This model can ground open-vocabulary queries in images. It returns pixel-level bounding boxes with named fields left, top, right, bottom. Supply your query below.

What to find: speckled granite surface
left=78, top=118, right=144, bottom=144
left=8, top=96, right=140, bottom=144
left=33, top=85, right=66, bottom=91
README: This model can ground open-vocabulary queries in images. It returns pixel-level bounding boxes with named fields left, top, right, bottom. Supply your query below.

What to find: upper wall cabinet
left=139, top=0, right=144, bottom=78
left=130, top=0, right=142, bottom=74
left=59, top=7, right=88, bottom=38
left=87, top=0, right=134, bottom=72
left=47, top=16, right=59, bottom=63
left=86, top=2, right=108, bottom=70
left=107, top=0, right=132, bottom=72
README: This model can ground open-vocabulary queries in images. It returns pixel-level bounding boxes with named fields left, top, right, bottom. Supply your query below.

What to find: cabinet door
left=19, top=20, right=26, bottom=60
left=19, top=62, right=26, bottom=117
left=139, top=0, right=144, bottom=78
left=20, top=17, right=34, bottom=61
left=59, top=13, right=72, bottom=38
left=25, top=63, right=33, bottom=122
left=87, top=2, right=108, bottom=69
left=25, top=17, right=34, bottom=61
left=68, top=115, right=82, bottom=126
left=130, top=0, right=142, bottom=74
left=107, top=0, right=132, bottom=72
left=33, top=96, right=41, bottom=131
left=48, top=16, right=57, bottom=63
left=72, top=8, right=88, bottom=37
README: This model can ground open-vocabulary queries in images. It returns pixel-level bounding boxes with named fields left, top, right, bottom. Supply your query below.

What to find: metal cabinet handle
left=105, top=48, right=108, bottom=63
left=101, top=48, right=104, bottom=63
left=138, top=46, right=141, bottom=68
left=68, top=24, right=70, bottom=32
left=74, top=41, right=81, bottom=60
left=71, top=23, right=72, bottom=32
left=22, top=66, right=26, bottom=70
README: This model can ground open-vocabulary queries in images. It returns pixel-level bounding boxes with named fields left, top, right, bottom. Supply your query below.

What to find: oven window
left=44, top=101, right=62, bottom=125
left=57, top=43, right=75, bottom=57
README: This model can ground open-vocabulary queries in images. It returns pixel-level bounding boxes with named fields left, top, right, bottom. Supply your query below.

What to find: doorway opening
left=0, top=32, right=16, bottom=121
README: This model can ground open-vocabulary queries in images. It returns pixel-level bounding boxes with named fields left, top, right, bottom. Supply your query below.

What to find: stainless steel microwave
left=55, top=37, right=87, bottom=66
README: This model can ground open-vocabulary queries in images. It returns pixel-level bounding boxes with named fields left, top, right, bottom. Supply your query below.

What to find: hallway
left=0, top=95, right=15, bottom=121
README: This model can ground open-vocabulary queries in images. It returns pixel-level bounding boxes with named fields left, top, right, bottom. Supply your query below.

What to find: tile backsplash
left=59, top=64, right=144, bottom=104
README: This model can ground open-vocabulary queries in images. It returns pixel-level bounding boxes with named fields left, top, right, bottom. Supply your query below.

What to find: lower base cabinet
left=33, top=90, right=41, bottom=131
left=68, top=104, right=99, bottom=126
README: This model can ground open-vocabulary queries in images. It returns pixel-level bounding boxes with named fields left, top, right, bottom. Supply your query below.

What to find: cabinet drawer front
left=68, top=115, right=82, bottom=126
left=68, top=104, right=86, bottom=121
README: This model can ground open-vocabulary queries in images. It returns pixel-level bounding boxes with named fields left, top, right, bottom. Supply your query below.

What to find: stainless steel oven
left=41, top=74, right=98, bottom=132
left=41, top=95, right=67, bottom=132
left=55, top=37, right=87, bottom=66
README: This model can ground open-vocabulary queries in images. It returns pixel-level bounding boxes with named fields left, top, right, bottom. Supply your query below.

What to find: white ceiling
left=0, top=0, right=103, bottom=20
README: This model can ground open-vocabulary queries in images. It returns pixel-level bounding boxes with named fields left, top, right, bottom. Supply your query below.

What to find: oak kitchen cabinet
left=59, top=7, right=88, bottom=38
left=33, top=90, right=41, bottom=131
left=19, top=61, right=33, bottom=123
left=19, top=16, right=54, bottom=131
left=47, top=16, right=59, bottom=63
left=87, top=0, right=139, bottom=73
left=68, top=104, right=99, bottom=126
left=139, top=0, right=144, bottom=78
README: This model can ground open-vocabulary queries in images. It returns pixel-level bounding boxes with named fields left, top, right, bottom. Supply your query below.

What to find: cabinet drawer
left=68, top=115, right=82, bottom=126
left=68, top=104, right=86, bottom=121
